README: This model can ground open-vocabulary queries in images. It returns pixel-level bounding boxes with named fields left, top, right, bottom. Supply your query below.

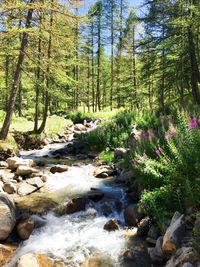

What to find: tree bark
left=0, top=0, right=34, bottom=139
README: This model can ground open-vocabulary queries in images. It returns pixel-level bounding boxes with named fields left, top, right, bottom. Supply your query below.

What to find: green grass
left=0, top=111, right=72, bottom=138
left=99, top=150, right=115, bottom=164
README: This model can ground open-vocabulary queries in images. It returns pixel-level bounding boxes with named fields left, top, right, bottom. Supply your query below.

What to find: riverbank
left=0, top=113, right=200, bottom=267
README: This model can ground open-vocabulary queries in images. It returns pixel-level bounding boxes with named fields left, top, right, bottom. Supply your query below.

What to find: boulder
left=116, top=170, right=134, bottom=183
left=0, top=243, right=17, bottom=266
left=148, top=236, right=164, bottom=263
left=0, top=193, right=16, bottom=240
left=50, top=165, right=68, bottom=174
left=182, top=263, right=194, bottom=267
left=137, top=216, right=151, bottom=237
left=17, top=216, right=35, bottom=240
left=87, top=189, right=104, bottom=202
left=3, top=182, right=17, bottom=194
left=122, top=249, right=135, bottom=261
left=0, top=161, right=8, bottom=168
left=0, top=181, right=3, bottom=192
left=165, top=247, right=200, bottom=267
left=84, top=254, right=112, bottom=267
left=100, top=203, right=113, bottom=216
left=104, top=219, right=120, bottom=231
left=93, top=166, right=115, bottom=179
left=162, top=212, right=185, bottom=255
left=148, top=225, right=160, bottom=240
left=6, top=157, right=36, bottom=170
left=55, top=197, right=87, bottom=215
left=16, top=166, right=38, bottom=176
left=124, top=204, right=143, bottom=226
left=16, top=253, right=54, bottom=267
left=74, top=123, right=87, bottom=131
left=27, top=177, right=44, bottom=188
left=18, top=183, right=37, bottom=196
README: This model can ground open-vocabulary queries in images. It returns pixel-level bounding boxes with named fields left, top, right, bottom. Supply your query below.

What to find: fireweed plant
left=130, top=113, right=200, bottom=230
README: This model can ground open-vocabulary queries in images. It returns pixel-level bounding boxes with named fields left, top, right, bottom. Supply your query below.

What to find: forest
left=0, top=0, right=200, bottom=267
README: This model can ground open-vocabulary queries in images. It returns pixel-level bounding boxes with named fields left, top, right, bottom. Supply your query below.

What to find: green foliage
left=132, top=113, right=200, bottom=227
left=99, top=150, right=115, bottom=164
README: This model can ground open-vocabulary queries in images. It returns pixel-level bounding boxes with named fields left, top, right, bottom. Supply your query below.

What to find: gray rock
left=6, top=157, right=36, bottom=170
left=0, top=193, right=16, bottom=240
left=17, top=183, right=37, bottom=196
left=137, top=216, right=151, bottom=237
left=116, top=170, right=134, bottom=182
left=148, top=236, right=164, bottom=262
left=0, top=161, right=8, bottom=168
left=124, top=204, right=143, bottom=226
left=182, top=263, right=194, bottom=267
left=16, top=166, right=38, bottom=176
left=165, top=247, right=200, bottom=267
left=74, top=123, right=87, bottom=131
left=26, top=177, right=44, bottom=188
left=162, top=212, right=185, bottom=255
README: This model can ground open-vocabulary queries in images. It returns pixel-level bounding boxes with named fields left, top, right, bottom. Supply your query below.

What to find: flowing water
left=8, top=143, right=152, bottom=267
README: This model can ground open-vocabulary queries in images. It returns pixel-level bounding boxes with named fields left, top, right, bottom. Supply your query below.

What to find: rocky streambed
left=0, top=120, right=200, bottom=267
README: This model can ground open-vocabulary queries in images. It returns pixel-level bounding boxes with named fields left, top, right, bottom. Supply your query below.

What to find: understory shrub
left=131, top=113, right=200, bottom=227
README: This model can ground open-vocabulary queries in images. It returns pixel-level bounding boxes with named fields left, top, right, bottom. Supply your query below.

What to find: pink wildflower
left=188, top=117, right=198, bottom=129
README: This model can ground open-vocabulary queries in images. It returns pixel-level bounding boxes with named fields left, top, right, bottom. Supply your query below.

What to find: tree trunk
left=34, top=16, right=42, bottom=132
left=0, top=0, right=34, bottom=140
left=37, top=4, right=53, bottom=134
left=110, top=0, right=114, bottom=111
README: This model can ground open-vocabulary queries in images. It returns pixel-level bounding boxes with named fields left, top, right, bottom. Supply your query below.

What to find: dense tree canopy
left=0, top=0, right=199, bottom=138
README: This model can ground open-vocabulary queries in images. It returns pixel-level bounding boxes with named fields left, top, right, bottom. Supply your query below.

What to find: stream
left=7, top=142, right=152, bottom=267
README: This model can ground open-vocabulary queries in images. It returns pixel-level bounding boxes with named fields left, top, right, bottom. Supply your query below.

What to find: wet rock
left=65, top=197, right=86, bottom=214
left=18, top=182, right=37, bottom=196
left=87, top=189, right=104, bottom=202
left=16, top=253, right=54, bottom=267
left=0, top=193, right=16, bottom=240
left=93, top=166, right=115, bottom=179
left=124, top=204, right=143, bottom=226
left=0, top=243, right=17, bottom=266
left=165, top=247, right=200, bottom=267
left=0, top=161, right=8, bottom=168
left=3, top=182, right=17, bottom=194
left=116, top=169, right=134, bottom=183
left=100, top=203, right=113, bottom=216
left=6, top=157, right=36, bottom=170
left=162, top=212, right=185, bottom=255
left=137, top=216, right=151, bottom=237
left=182, top=263, right=194, bottom=267
left=148, top=225, right=161, bottom=240
left=104, top=219, right=120, bottom=231
left=27, top=177, right=44, bottom=188
left=115, top=148, right=127, bottom=158
left=16, top=166, right=38, bottom=176
left=84, top=254, right=113, bottom=267
left=41, top=175, right=48, bottom=182
left=55, top=197, right=87, bottom=215
left=127, top=191, right=139, bottom=202
left=123, top=249, right=135, bottom=261
left=148, top=236, right=164, bottom=263
left=17, top=216, right=35, bottom=240
left=76, top=154, right=88, bottom=160
left=50, top=165, right=68, bottom=174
